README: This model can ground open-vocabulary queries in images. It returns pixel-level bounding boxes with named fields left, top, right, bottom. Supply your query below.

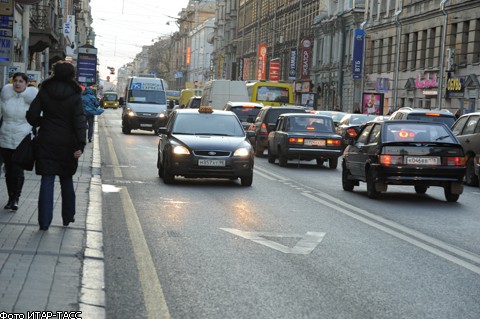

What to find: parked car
left=335, top=113, right=377, bottom=151
left=451, top=112, right=480, bottom=186
left=157, top=106, right=255, bottom=186
left=248, top=105, right=307, bottom=157
left=267, top=114, right=343, bottom=168
left=389, top=107, right=456, bottom=127
left=342, top=120, right=466, bottom=202
left=315, top=110, right=347, bottom=126
left=223, top=101, right=264, bottom=130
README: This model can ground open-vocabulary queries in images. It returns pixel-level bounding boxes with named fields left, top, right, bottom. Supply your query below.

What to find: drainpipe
left=393, top=8, right=402, bottom=110
left=438, top=0, right=449, bottom=109
left=22, top=5, right=31, bottom=71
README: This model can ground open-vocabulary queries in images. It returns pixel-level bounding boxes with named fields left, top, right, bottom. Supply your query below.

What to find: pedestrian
left=26, top=61, right=86, bottom=231
left=0, top=72, right=38, bottom=211
left=353, top=107, right=361, bottom=114
left=82, top=87, right=101, bottom=143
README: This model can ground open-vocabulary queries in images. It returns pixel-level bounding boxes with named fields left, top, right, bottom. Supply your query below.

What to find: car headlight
left=127, top=109, right=135, bottom=116
left=233, top=148, right=250, bottom=157
left=172, top=145, right=190, bottom=155
left=159, top=113, right=166, bottom=118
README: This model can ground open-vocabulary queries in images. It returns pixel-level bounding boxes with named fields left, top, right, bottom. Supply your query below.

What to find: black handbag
left=12, top=132, right=36, bottom=171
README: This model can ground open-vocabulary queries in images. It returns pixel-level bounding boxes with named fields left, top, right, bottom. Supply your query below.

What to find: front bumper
left=168, top=155, right=253, bottom=178
left=124, top=115, right=166, bottom=131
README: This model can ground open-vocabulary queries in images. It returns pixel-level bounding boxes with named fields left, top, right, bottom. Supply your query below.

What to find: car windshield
left=103, top=94, right=117, bottom=101
left=127, top=90, right=166, bottom=104
left=287, top=116, right=334, bottom=132
left=349, top=114, right=377, bottom=124
left=407, top=114, right=456, bottom=127
left=172, top=113, right=245, bottom=136
left=231, top=106, right=262, bottom=121
left=383, top=123, right=455, bottom=143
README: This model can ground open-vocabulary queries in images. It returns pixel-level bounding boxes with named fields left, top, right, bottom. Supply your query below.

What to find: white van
left=200, top=80, right=249, bottom=109
left=121, top=76, right=168, bottom=134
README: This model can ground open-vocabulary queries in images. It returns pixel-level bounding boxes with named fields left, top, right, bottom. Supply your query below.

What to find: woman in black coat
left=26, top=61, right=86, bottom=231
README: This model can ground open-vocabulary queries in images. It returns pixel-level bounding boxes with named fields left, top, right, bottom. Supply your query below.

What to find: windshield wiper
left=435, top=135, right=450, bottom=141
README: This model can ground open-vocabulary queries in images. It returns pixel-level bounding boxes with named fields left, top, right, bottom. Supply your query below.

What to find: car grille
left=137, top=112, right=159, bottom=118
left=193, top=150, right=231, bottom=156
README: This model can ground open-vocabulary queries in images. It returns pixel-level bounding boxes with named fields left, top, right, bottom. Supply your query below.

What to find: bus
left=246, top=81, right=294, bottom=106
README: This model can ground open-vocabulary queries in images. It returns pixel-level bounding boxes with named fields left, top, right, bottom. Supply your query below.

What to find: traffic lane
left=132, top=175, right=480, bottom=319
left=254, top=157, right=480, bottom=255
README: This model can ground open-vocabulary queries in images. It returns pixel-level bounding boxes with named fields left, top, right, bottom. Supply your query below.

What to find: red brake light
left=260, top=123, right=268, bottom=135
left=289, top=137, right=304, bottom=144
left=426, top=113, right=441, bottom=117
left=346, top=127, right=357, bottom=137
left=379, top=154, right=403, bottom=165
left=445, top=157, right=465, bottom=166
left=326, top=139, right=341, bottom=146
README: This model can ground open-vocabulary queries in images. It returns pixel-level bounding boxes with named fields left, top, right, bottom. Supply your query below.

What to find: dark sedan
left=336, top=113, right=378, bottom=151
left=157, top=106, right=254, bottom=186
left=342, top=120, right=466, bottom=202
left=267, top=114, right=343, bottom=168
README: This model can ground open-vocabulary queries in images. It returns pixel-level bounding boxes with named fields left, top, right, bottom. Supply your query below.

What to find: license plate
left=198, top=159, right=226, bottom=167
left=304, top=139, right=326, bottom=146
left=140, top=123, right=152, bottom=127
left=406, top=156, right=440, bottom=165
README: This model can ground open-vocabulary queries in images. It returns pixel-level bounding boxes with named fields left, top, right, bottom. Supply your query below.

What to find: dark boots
left=4, top=176, right=24, bottom=211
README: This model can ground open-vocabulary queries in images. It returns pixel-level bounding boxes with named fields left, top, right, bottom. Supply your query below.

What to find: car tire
left=414, top=185, right=428, bottom=194
left=329, top=158, right=338, bottom=169
left=278, top=150, right=288, bottom=167
left=465, top=157, right=479, bottom=186
left=157, top=157, right=163, bottom=178
left=162, top=157, right=175, bottom=184
left=240, top=173, right=253, bottom=186
left=342, top=163, right=355, bottom=192
left=267, top=145, right=276, bottom=163
left=366, top=170, right=380, bottom=199
left=255, top=139, right=264, bottom=157
left=444, top=186, right=460, bottom=202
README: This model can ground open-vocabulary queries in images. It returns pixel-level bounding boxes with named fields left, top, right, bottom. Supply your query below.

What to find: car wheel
left=465, top=157, right=479, bottom=186
left=414, top=185, right=428, bottom=194
left=342, top=163, right=355, bottom=192
left=240, top=173, right=253, bottom=186
left=122, top=126, right=131, bottom=134
left=444, top=186, right=460, bottom=202
left=267, top=144, right=276, bottom=163
left=162, top=157, right=175, bottom=184
left=278, top=149, right=288, bottom=167
left=255, top=140, right=264, bottom=157
left=329, top=157, right=338, bottom=169
left=157, top=157, right=163, bottom=178
left=366, top=170, right=380, bottom=199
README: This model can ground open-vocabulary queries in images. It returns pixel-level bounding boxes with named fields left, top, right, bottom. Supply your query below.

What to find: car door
left=346, top=123, right=374, bottom=177
left=268, top=116, right=282, bottom=155
left=457, top=115, right=480, bottom=154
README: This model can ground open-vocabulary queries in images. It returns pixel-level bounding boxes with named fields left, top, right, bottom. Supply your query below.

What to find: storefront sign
left=300, top=39, right=312, bottom=80
left=415, top=73, right=438, bottom=88
left=446, top=74, right=465, bottom=98
left=352, top=29, right=365, bottom=79
left=269, top=60, right=280, bottom=81
left=288, top=48, right=297, bottom=80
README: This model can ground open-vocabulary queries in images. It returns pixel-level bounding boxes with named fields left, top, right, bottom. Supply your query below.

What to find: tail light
left=346, top=127, right=358, bottom=137
left=444, top=157, right=465, bottom=166
left=326, top=139, right=341, bottom=146
left=289, top=137, right=304, bottom=145
left=260, top=123, right=268, bottom=135
left=379, top=154, right=403, bottom=165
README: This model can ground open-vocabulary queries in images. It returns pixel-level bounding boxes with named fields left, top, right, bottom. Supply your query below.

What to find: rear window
left=383, top=123, right=456, bottom=143
left=406, top=114, right=456, bottom=127
left=231, top=106, right=261, bottom=121
left=266, top=108, right=305, bottom=124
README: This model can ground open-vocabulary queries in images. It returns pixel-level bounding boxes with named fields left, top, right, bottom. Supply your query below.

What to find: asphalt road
left=97, top=110, right=480, bottom=319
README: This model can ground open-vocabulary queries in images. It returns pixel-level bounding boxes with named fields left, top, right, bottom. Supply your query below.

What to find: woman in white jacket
left=0, top=72, right=38, bottom=211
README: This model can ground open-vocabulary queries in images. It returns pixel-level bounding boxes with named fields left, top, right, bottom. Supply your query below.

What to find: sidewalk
left=0, top=124, right=105, bottom=318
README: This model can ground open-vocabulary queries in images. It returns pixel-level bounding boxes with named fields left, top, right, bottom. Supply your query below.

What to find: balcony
left=29, top=5, right=61, bottom=54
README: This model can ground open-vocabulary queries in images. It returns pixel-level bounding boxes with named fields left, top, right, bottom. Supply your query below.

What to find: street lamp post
left=393, top=8, right=402, bottom=111
left=438, top=0, right=449, bottom=110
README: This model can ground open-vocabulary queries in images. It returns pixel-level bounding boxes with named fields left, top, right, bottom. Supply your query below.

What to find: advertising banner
left=300, top=39, right=312, bottom=80
left=257, top=44, right=267, bottom=80
left=269, top=60, right=280, bottom=81
left=352, top=29, right=365, bottom=79
left=362, top=92, right=384, bottom=115
left=289, top=48, right=297, bottom=80
left=243, top=58, right=249, bottom=80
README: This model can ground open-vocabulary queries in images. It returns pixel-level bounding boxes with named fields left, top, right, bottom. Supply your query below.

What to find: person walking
left=82, top=87, right=101, bottom=143
left=0, top=72, right=38, bottom=211
left=26, top=61, right=86, bottom=231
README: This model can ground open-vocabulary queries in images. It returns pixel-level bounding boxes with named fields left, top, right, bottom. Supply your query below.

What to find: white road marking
left=221, top=228, right=326, bottom=254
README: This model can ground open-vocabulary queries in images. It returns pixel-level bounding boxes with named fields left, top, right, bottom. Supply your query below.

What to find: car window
left=266, top=109, right=304, bottom=124
left=368, top=123, right=382, bottom=144
left=451, top=116, right=468, bottom=135
left=463, top=115, right=480, bottom=135
left=406, top=114, right=456, bottom=127
left=231, top=106, right=261, bottom=122
left=172, top=113, right=244, bottom=136
left=357, top=124, right=373, bottom=144
left=276, top=117, right=285, bottom=131
left=384, top=123, right=455, bottom=143
left=350, top=114, right=376, bottom=124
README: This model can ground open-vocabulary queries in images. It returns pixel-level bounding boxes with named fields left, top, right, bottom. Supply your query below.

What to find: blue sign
left=77, top=53, right=97, bottom=84
left=352, top=29, right=365, bottom=80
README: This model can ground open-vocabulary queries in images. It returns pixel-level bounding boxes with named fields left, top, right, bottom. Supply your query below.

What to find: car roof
left=281, top=113, right=331, bottom=119
left=394, top=107, right=454, bottom=115
left=175, top=109, right=234, bottom=115
left=227, top=102, right=264, bottom=108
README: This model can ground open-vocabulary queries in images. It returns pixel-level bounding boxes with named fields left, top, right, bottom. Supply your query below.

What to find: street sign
left=0, top=35, right=13, bottom=65
left=77, top=53, right=97, bottom=84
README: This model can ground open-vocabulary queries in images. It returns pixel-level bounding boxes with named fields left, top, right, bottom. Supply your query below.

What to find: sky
left=90, top=0, right=191, bottom=80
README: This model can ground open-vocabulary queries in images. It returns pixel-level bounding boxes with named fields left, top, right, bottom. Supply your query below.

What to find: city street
left=98, top=110, right=480, bottom=319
